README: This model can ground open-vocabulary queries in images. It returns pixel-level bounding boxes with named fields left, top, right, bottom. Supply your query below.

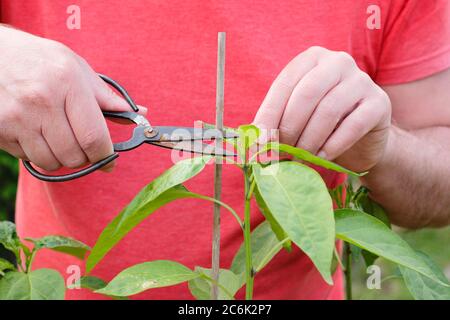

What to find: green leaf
left=96, top=260, right=199, bottom=297
left=0, top=269, right=65, bottom=300
left=68, top=275, right=127, bottom=300
left=335, top=209, right=448, bottom=286
left=256, top=142, right=364, bottom=176
left=87, top=156, right=211, bottom=273
left=69, top=275, right=107, bottom=291
left=237, top=125, right=260, bottom=149
left=330, top=252, right=339, bottom=275
left=87, top=185, right=190, bottom=273
left=237, top=124, right=260, bottom=161
left=399, top=251, right=450, bottom=300
left=0, top=221, right=21, bottom=257
left=231, top=221, right=284, bottom=279
left=87, top=183, right=238, bottom=275
left=188, top=267, right=241, bottom=300
left=0, top=258, right=15, bottom=275
left=349, top=244, right=362, bottom=263
left=253, top=162, right=335, bottom=284
left=361, top=250, right=378, bottom=267
left=26, top=236, right=91, bottom=260
left=253, top=187, right=291, bottom=252
left=353, top=186, right=390, bottom=227
left=202, top=122, right=238, bottom=149
left=352, top=187, right=391, bottom=266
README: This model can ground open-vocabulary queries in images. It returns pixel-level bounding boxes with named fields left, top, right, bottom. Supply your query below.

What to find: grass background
left=0, top=150, right=449, bottom=299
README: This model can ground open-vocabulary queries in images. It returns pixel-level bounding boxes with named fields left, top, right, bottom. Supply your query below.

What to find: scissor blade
left=149, top=140, right=236, bottom=157
left=154, top=126, right=238, bottom=142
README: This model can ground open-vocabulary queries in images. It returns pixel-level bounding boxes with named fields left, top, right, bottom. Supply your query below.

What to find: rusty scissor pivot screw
left=144, top=127, right=158, bottom=138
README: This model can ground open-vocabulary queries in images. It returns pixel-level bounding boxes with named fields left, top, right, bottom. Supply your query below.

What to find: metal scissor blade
left=149, top=140, right=236, bottom=157
left=154, top=126, right=239, bottom=142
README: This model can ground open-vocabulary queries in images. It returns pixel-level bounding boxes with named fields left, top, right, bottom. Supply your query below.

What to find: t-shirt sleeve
left=375, top=0, right=450, bottom=85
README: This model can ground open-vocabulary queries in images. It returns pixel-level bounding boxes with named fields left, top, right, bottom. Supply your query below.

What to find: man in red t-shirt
left=0, top=1, right=449, bottom=299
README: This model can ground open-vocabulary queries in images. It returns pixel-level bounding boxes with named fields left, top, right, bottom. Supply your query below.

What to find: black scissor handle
left=22, top=153, right=120, bottom=182
left=98, top=74, right=140, bottom=112
left=22, top=74, right=140, bottom=182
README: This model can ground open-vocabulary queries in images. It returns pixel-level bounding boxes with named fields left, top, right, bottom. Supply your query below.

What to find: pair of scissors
left=22, top=74, right=238, bottom=182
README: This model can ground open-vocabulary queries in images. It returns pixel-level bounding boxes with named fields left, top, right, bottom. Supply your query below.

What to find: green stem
left=25, top=249, right=37, bottom=273
left=243, top=166, right=254, bottom=300
left=193, top=194, right=244, bottom=230
left=334, top=246, right=345, bottom=272
left=14, top=250, right=25, bottom=273
left=17, top=260, right=25, bottom=273
left=343, top=242, right=353, bottom=300
left=247, top=179, right=256, bottom=200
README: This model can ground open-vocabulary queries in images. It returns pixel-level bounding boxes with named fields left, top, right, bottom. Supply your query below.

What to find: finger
left=65, top=77, right=115, bottom=171
left=19, top=134, right=62, bottom=171
left=107, top=105, right=148, bottom=126
left=136, top=105, right=148, bottom=115
left=278, top=61, right=342, bottom=146
left=0, top=141, right=28, bottom=160
left=91, top=75, right=137, bottom=112
left=296, top=76, right=365, bottom=154
left=41, top=109, right=89, bottom=169
left=253, top=49, right=318, bottom=130
left=90, top=73, right=148, bottom=117
left=317, top=98, right=388, bottom=161
left=75, top=55, right=132, bottom=113
left=76, top=55, right=147, bottom=115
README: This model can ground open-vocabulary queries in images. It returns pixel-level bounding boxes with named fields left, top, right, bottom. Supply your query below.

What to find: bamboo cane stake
left=211, top=32, right=225, bottom=300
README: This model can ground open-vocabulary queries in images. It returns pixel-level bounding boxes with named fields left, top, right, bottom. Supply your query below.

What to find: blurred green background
left=0, top=150, right=17, bottom=222
left=0, top=150, right=449, bottom=299
left=0, top=150, right=18, bottom=263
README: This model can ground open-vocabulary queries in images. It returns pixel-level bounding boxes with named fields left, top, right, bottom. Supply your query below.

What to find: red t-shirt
left=2, top=0, right=449, bottom=300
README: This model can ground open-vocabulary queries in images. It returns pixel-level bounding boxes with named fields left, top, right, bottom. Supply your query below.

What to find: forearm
left=361, top=125, right=450, bottom=229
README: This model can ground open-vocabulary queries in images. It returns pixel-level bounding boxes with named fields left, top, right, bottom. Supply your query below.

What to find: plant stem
left=17, top=263, right=25, bottom=273
left=247, top=179, right=256, bottom=200
left=194, top=194, right=243, bottom=229
left=25, top=249, right=37, bottom=273
left=334, top=246, right=345, bottom=272
left=211, top=31, right=226, bottom=300
left=343, top=242, right=353, bottom=300
left=243, top=166, right=254, bottom=300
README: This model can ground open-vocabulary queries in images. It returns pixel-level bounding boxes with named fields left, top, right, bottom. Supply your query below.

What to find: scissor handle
left=98, top=74, right=140, bottom=112
left=22, top=153, right=119, bottom=182
left=22, top=74, right=141, bottom=182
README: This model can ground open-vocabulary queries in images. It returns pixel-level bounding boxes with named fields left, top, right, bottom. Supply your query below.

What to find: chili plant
left=0, top=221, right=90, bottom=299
left=1, top=125, right=449, bottom=300
left=79, top=124, right=449, bottom=300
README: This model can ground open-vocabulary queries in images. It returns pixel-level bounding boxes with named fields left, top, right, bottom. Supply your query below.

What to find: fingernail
left=317, top=151, right=327, bottom=159
left=253, top=125, right=268, bottom=145
left=137, top=105, right=148, bottom=115
left=257, top=133, right=268, bottom=145
left=103, top=166, right=114, bottom=173
left=101, top=160, right=116, bottom=173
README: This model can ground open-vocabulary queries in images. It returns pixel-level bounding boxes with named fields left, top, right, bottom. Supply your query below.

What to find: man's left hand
left=253, top=46, right=392, bottom=172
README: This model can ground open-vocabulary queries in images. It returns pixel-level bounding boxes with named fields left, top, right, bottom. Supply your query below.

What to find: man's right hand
left=0, top=27, right=145, bottom=172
